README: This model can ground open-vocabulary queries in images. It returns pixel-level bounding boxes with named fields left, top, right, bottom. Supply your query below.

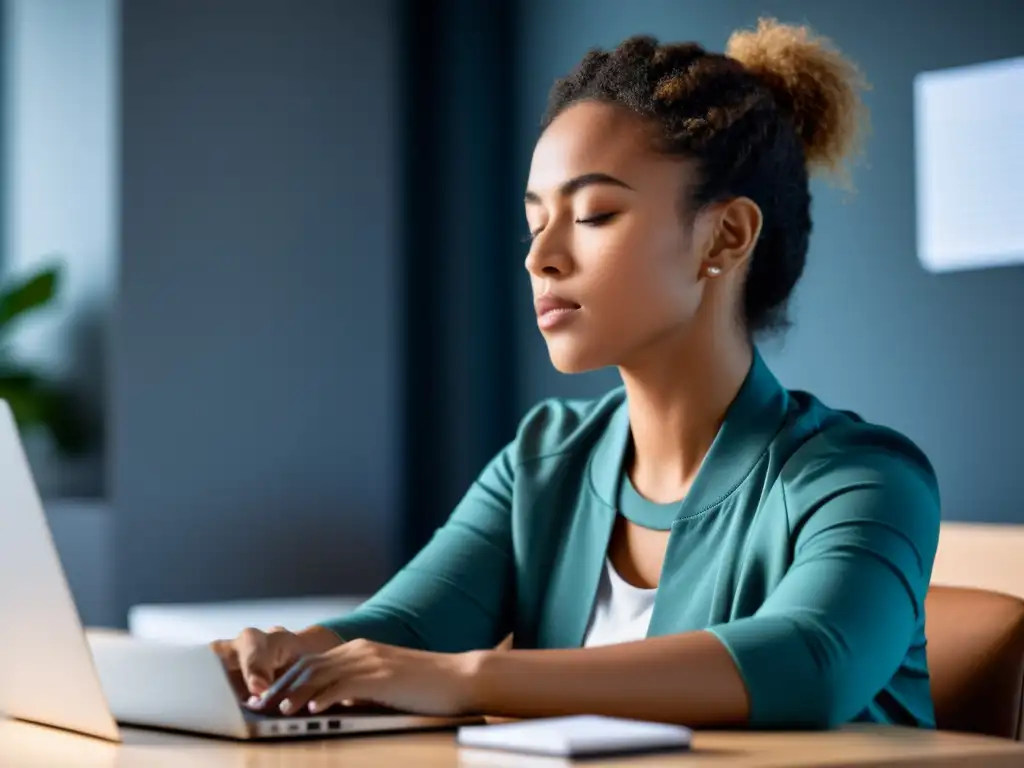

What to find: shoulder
left=469, top=389, right=624, bottom=498
left=778, top=393, right=940, bottom=536
left=781, top=396, right=938, bottom=499
left=508, top=388, right=626, bottom=467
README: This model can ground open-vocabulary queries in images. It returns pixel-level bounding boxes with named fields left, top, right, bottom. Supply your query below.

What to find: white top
left=582, top=557, right=658, bottom=647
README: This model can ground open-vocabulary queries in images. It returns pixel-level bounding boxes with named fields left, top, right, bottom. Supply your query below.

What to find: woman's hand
left=247, top=638, right=482, bottom=717
left=211, top=625, right=342, bottom=698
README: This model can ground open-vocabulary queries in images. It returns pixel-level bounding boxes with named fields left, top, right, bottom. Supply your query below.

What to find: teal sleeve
left=317, top=445, right=516, bottom=653
left=707, top=446, right=940, bottom=729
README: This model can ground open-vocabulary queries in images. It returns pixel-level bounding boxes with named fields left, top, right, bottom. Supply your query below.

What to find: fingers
left=225, top=667, right=250, bottom=702
left=306, top=683, right=363, bottom=714
left=236, top=628, right=275, bottom=695
left=249, top=655, right=327, bottom=715
left=212, top=627, right=304, bottom=699
left=210, top=639, right=240, bottom=670
left=249, top=652, right=364, bottom=716
left=286, top=659, right=360, bottom=715
left=276, top=659, right=325, bottom=715
left=210, top=635, right=265, bottom=701
left=247, top=655, right=307, bottom=710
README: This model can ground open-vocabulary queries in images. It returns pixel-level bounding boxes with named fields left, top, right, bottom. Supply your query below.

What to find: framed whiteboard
left=914, top=56, right=1024, bottom=273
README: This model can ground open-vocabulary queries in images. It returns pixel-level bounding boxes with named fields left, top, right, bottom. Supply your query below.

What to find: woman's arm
left=464, top=452, right=939, bottom=729
left=253, top=440, right=938, bottom=728
left=467, top=629, right=749, bottom=727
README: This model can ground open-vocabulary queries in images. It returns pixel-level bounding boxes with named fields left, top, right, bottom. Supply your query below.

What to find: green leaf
left=0, top=263, right=92, bottom=457
left=0, top=264, right=61, bottom=333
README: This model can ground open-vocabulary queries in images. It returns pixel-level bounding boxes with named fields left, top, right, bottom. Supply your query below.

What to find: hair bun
left=726, top=18, right=869, bottom=178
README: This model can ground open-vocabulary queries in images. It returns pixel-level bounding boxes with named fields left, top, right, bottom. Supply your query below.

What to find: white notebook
left=456, top=715, right=692, bottom=758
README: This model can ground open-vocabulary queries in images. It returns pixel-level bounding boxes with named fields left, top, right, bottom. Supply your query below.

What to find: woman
left=214, top=18, right=940, bottom=730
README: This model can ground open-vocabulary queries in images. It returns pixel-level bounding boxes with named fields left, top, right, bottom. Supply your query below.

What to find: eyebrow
left=524, top=172, right=634, bottom=204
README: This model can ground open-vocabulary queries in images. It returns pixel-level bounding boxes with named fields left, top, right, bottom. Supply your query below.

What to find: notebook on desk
left=457, top=715, right=693, bottom=759
left=0, top=400, right=480, bottom=742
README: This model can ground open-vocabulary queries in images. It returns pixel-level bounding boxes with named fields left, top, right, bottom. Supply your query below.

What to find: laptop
left=0, top=400, right=480, bottom=741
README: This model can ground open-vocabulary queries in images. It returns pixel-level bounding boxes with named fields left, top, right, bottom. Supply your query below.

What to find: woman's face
left=524, top=100, right=716, bottom=374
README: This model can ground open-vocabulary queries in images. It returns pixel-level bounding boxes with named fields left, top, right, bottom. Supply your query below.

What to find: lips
left=535, top=293, right=581, bottom=330
left=535, top=294, right=581, bottom=317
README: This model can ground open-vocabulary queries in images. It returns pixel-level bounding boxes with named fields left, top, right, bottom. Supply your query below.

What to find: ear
left=701, top=197, right=763, bottom=276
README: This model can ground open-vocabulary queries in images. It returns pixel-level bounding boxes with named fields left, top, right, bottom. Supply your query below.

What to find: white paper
left=914, top=56, right=1024, bottom=273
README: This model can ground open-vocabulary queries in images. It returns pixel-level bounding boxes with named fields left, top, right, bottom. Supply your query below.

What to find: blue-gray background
left=1, top=0, right=1021, bottom=627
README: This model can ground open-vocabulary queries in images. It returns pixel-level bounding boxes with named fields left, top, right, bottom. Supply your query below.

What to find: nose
left=524, top=229, right=573, bottom=279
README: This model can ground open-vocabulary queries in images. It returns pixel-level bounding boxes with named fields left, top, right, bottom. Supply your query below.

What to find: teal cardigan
left=321, top=351, right=941, bottom=729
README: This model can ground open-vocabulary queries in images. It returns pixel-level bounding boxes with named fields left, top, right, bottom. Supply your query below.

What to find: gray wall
left=515, top=0, right=1024, bottom=523
left=114, top=0, right=400, bottom=621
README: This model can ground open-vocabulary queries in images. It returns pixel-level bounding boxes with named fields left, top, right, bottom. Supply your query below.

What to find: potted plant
left=0, top=261, right=91, bottom=456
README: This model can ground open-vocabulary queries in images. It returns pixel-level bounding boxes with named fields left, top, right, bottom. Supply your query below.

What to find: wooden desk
left=2, top=719, right=1024, bottom=767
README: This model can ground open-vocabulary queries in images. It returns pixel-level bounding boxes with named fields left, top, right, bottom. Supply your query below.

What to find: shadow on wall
left=163, top=500, right=392, bottom=604
left=16, top=293, right=107, bottom=501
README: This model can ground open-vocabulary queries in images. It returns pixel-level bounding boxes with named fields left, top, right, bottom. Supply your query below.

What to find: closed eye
left=522, top=212, right=617, bottom=242
left=576, top=212, right=618, bottom=226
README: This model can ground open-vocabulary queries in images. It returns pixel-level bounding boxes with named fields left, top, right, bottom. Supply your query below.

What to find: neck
left=618, top=323, right=753, bottom=504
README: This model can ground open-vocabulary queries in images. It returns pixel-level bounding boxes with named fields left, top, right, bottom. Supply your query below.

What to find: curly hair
left=542, top=18, right=869, bottom=336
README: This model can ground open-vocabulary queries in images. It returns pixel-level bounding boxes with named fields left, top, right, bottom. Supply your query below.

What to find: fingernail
left=247, top=696, right=261, bottom=708
left=279, top=699, right=292, bottom=715
left=308, top=701, right=319, bottom=713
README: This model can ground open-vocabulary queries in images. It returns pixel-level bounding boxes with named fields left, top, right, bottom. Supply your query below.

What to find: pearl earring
left=706, top=265, right=722, bottom=277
